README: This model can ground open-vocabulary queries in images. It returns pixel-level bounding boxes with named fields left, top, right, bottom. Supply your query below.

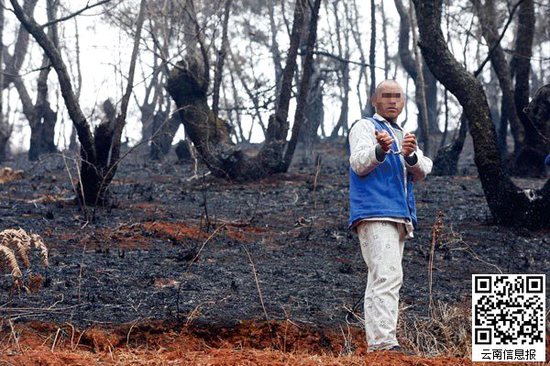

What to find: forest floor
left=0, top=137, right=548, bottom=365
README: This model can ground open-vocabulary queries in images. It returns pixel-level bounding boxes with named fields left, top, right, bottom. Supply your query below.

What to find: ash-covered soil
left=0, top=138, right=548, bottom=335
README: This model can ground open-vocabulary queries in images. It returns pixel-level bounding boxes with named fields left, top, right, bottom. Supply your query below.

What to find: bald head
left=371, top=80, right=405, bottom=122
left=374, top=80, right=403, bottom=97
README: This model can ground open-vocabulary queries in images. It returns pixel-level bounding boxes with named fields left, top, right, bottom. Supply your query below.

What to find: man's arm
left=349, top=120, right=385, bottom=176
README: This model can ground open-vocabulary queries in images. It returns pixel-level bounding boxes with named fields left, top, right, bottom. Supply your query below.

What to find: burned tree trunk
left=28, top=105, right=57, bottom=160
left=167, top=0, right=321, bottom=180
left=2, top=0, right=56, bottom=161
left=0, top=1, right=8, bottom=163
left=149, top=109, right=181, bottom=161
left=28, top=0, right=58, bottom=161
left=512, top=0, right=545, bottom=177
left=28, top=57, right=58, bottom=161
left=412, top=0, right=549, bottom=228
left=524, top=84, right=550, bottom=167
left=301, top=68, right=323, bottom=164
left=0, top=129, right=9, bottom=162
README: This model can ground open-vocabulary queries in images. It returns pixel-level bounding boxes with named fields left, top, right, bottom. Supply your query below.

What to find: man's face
left=372, top=83, right=405, bottom=122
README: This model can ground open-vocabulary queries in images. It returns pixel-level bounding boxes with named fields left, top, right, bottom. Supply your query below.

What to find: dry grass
left=0, top=228, right=49, bottom=289
left=0, top=167, right=24, bottom=184
left=399, top=301, right=471, bottom=358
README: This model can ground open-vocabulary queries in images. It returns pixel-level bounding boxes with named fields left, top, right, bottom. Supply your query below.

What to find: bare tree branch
left=309, top=49, right=385, bottom=70
left=472, top=0, right=526, bottom=77
left=40, top=0, right=111, bottom=29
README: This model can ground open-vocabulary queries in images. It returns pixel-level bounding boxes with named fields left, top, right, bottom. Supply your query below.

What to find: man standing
left=348, top=80, right=433, bottom=352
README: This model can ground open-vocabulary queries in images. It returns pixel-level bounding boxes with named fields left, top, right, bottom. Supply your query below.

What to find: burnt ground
left=0, top=137, right=548, bottom=364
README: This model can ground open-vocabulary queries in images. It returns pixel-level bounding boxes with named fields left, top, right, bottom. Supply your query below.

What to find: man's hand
left=375, top=130, right=393, bottom=152
left=402, top=133, right=417, bottom=156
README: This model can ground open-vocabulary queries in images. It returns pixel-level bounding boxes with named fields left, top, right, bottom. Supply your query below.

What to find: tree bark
left=282, top=0, right=321, bottom=170
left=512, top=0, right=545, bottom=177
left=474, top=0, right=522, bottom=162
left=301, top=68, right=323, bottom=164
left=412, top=0, right=549, bottom=228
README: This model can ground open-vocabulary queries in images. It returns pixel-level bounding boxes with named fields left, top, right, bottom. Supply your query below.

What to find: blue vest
left=349, top=118, right=417, bottom=229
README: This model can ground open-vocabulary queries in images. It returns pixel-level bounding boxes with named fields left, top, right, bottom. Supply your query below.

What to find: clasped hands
left=375, top=130, right=417, bottom=157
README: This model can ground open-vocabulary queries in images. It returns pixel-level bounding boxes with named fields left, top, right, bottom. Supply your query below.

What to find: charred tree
left=149, top=108, right=181, bottom=161
left=394, top=0, right=439, bottom=139
left=301, top=67, right=323, bottom=164
left=0, top=0, right=41, bottom=160
left=10, top=0, right=147, bottom=205
left=138, top=61, right=162, bottom=144
left=167, top=0, right=321, bottom=180
left=524, top=84, right=550, bottom=168
left=0, top=1, right=7, bottom=162
left=412, top=0, right=549, bottom=228
left=512, top=0, right=545, bottom=177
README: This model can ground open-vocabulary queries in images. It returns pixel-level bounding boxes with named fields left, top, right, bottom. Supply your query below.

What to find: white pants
left=357, top=220, right=406, bottom=351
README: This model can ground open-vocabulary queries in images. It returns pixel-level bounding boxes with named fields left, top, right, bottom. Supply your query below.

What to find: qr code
left=472, top=274, right=546, bottom=362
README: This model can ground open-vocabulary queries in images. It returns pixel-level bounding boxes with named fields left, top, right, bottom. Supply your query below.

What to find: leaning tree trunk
left=412, top=0, right=549, bottom=228
left=166, top=0, right=320, bottom=180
